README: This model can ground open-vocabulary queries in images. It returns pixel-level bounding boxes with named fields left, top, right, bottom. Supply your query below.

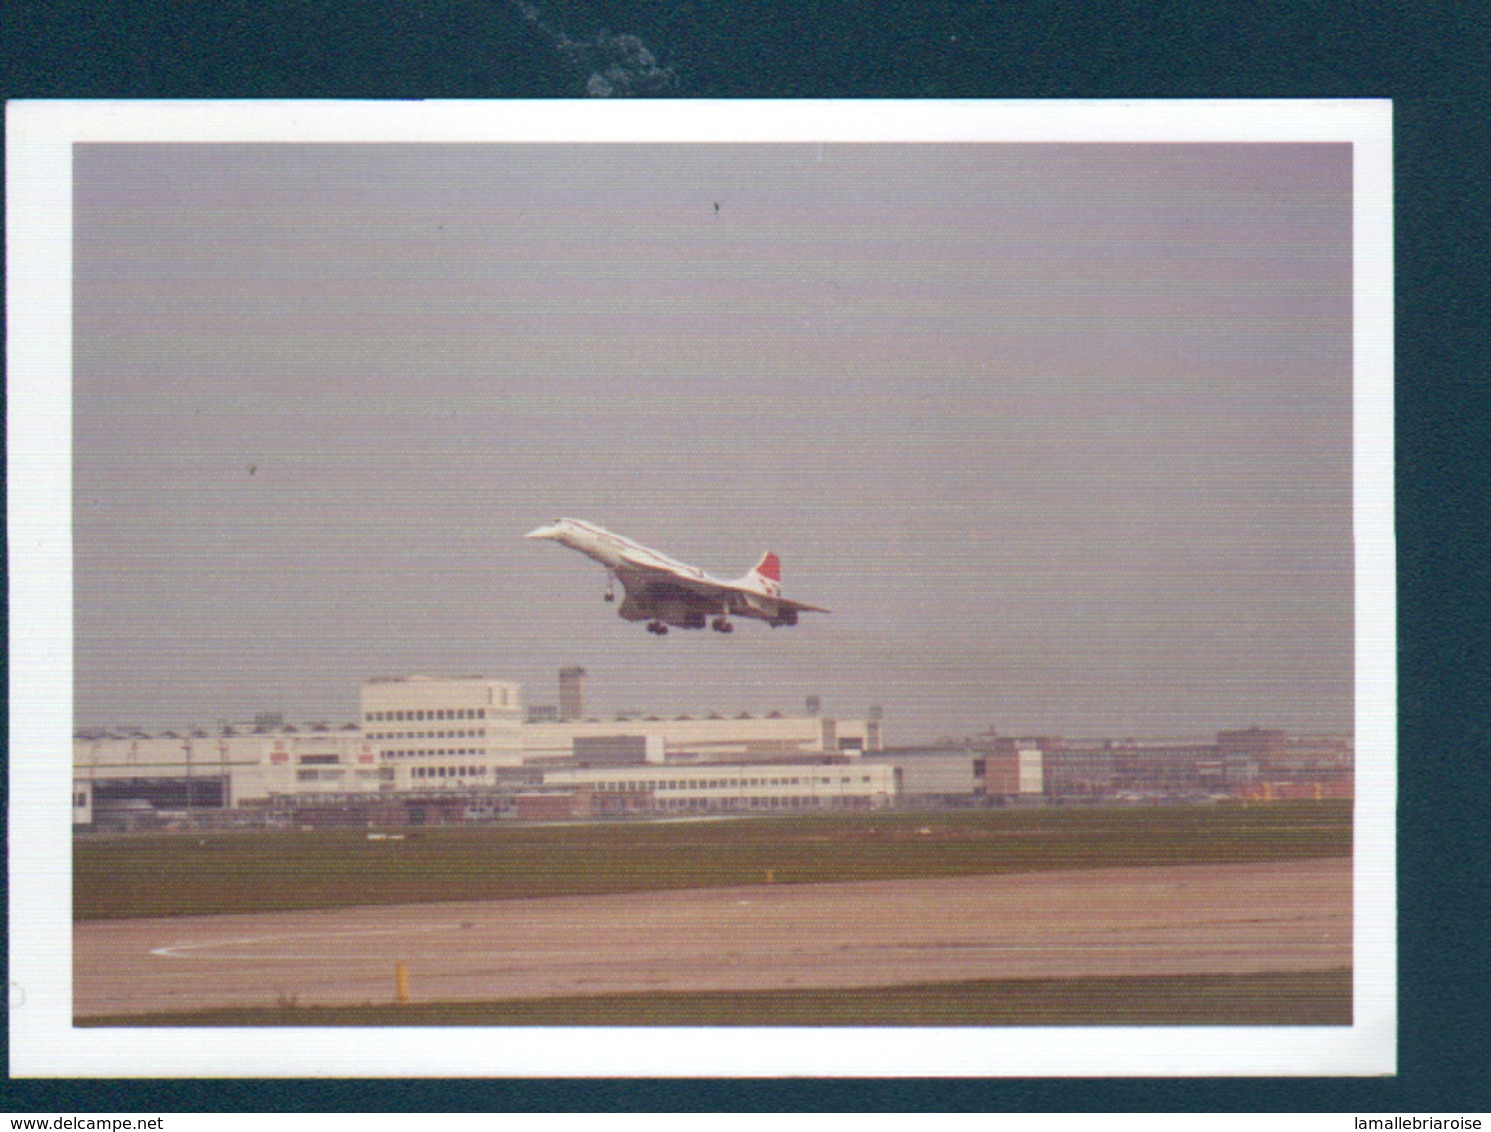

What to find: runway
left=74, top=856, right=1351, bottom=1018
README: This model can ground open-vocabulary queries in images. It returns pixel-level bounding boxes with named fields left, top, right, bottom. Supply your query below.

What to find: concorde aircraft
left=525, top=518, right=829, bottom=635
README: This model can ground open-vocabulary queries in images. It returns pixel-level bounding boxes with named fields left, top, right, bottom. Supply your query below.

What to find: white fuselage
left=525, top=518, right=821, bottom=633
left=526, top=519, right=721, bottom=586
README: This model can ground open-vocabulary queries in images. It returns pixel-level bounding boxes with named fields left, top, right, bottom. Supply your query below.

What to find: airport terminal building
left=72, top=671, right=1350, bottom=828
left=73, top=672, right=887, bottom=827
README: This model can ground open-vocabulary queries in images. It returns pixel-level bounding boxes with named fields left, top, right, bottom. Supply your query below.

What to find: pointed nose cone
left=525, top=525, right=559, bottom=540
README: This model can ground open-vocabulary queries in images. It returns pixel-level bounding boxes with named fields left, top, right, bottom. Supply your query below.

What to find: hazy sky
left=73, top=142, right=1354, bottom=742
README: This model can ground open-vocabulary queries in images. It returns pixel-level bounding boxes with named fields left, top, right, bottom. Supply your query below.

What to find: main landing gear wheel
left=647, top=620, right=669, bottom=635
left=711, top=617, right=734, bottom=633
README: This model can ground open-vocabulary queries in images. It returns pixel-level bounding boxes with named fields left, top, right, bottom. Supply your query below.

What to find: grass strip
left=76, top=967, right=1351, bottom=1028
left=75, top=801, right=1352, bottom=921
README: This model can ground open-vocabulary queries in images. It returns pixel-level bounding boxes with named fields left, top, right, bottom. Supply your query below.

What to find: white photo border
left=6, top=99, right=1395, bottom=1078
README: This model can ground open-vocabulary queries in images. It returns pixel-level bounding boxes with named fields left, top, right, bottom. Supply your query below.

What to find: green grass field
left=74, top=801, right=1351, bottom=921
left=74, top=968, right=1352, bottom=1027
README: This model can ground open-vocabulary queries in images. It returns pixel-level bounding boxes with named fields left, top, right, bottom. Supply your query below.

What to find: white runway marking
left=149, top=921, right=457, bottom=959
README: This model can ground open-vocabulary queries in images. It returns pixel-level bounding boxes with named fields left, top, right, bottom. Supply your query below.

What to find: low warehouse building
left=542, top=762, right=897, bottom=814
left=521, top=712, right=881, bottom=764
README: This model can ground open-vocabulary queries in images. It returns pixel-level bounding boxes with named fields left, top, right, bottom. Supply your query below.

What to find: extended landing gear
left=604, top=572, right=616, bottom=603
left=711, top=616, right=734, bottom=633
left=646, top=620, right=669, bottom=635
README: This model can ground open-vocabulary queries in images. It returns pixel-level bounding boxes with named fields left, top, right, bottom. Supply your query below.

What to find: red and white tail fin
left=745, top=551, right=783, bottom=596
left=752, top=552, right=781, bottom=583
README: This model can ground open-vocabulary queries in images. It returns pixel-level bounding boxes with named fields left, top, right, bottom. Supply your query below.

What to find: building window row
left=369, top=729, right=486, bottom=741
left=367, top=708, right=487, bottom=723
left=652, top=795, right=863, bottom=810
left=584, top=774, right=870, bottom=792
left=411, top=765, right=489, bottom=779
left=297, top=769, right=346, bottom=782
left=383, top=748, right=484, bottom=759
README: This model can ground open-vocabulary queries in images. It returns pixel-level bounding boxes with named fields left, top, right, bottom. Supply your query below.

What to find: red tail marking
left=754, top=552, right=781, bottom=582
